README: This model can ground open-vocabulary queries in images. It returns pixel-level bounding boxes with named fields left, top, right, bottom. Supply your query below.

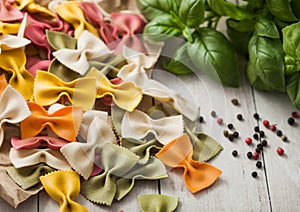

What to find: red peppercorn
left=217, top=118, right=223, bottom=125
left=291, top=111, right=298, bottom=118
left=252, top=152, right=259, bottom=160
left=245, top=137, right=252, bottom=145
left=269, top=124, right=276, bottom=131
left=263, top=120, right=269, bottom=127
left=277, top=147, right=284, bottom=155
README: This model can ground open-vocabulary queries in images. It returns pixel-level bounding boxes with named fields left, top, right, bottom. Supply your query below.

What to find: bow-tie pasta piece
left=0, top=0, right=23, bottom=22
left=6, top=163, right=56, bottom=190
left=0, top=79, right=31, bottom=147
left=34, top=70, right=96, bottom=111
left=20, top=102, right=82, bottom=141
left=9, top=147, right=72, bottom=170
left=121, top=109, right=184, bottom=145
left=138, top=194, right=179, bottom=212
left=86, top=68, right=143, bottom=112
left=0, top=34, right=31, bottom=53
left=40, top=170, right=88, bottom=212
left=14, top=0, right=55, bottom=17
left=11, top=136, right=69, bottom=150
left=0, top=21, right=20, bottom=34
left=156, top=134, right=222, bottom=193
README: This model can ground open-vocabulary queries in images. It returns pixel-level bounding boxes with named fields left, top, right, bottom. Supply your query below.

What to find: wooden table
left=1, top=62, right=299, bottom=211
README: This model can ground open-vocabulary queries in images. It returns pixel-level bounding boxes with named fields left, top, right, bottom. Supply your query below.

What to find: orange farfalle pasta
left=156, top=133, right=222, bottom=193
left=34, top=70, right=97, bottom=111
left=55, top=1, right=99, bottom=39
left=86, top=68, right=143, bottom=112
left=20, top=102, right=82, bottom=141
left=0, top=75, right=8, bottom=95
left=40, top=170, right=88, bottom=212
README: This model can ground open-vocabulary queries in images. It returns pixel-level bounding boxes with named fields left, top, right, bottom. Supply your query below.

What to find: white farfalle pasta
left=0, top=34, right=31, bottom=53
left=0, top=85, right=31, bottom=147
left=52, top=30, right=114, bottom=75
left=60, top=114, right=116, bottom=179
left=9, top=147, right=72, bottom=170
left=121, top=109, right=183, bottom=145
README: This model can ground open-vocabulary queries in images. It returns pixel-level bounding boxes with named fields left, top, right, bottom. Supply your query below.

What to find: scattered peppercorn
left=227, top=123, right=234, bottom=129
left=287, top=117, right=295, bottom=126
left=237, top=114, right=243, bottom=120
left=291, top=111, right=299, bottom=118
left=199, top=116, right=204, bottom=123
left=255, top=148, right=261, bottom=153
left=263, top=120, right=270, bottom=127
left=232, top=150, right=238, bottom=157
left=245, top=137, right=252, bottom=145
left=269, top=124, right=276, bottom=131
left=247, top=152, right=253, bottom=159
left=228, top=134, right=235, bottom=141
left=276, top=130, right=283, bottom=137
left=256, top=161, right=262, bottom=169
left=253, top=133, right=259, bottom=140
left=231, top=98, right=239, bottom=105
left=217, top=118, right=223, bottom=125
left=261, top=140, right=268, bottom=147
left=252, top=152, right=259, bottom=160
left=253, top=113, right=259, bottom=120
left=259, top=130, right=265, bottom=138
left=254, top=126, right=260, bottom=132
left=223, top=130, right=229, bottom=137
left=211, top=111, right=216, bottom=117
left=252, top=171, right=258, bottom=178
left=277, top=147, right=284, bottom=155
left=233, top=131, right=239, bottom=138
left=257, top=143, right=263, bottom=150
left=282, top=135, right=288, bottom=142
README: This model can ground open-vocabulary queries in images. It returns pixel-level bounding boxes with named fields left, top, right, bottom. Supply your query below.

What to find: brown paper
left=0, top=124, right=42, bottom=208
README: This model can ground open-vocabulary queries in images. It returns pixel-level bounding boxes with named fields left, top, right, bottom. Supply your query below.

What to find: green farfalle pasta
left=138, top=194, right=179, bottom=212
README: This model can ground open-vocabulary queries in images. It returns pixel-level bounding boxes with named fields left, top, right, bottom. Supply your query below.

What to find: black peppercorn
left=211, top=111, right=216, bottom=118
left=253, top=133, right=259, bottom=140
left=233, top=131, right=239, bottom=138
left=282, top=135, right=288, bottom=142
left=259, top=130, right=265, bottom=138
left=199, top=116, right=204, bottom=123
left=276, top=130, right=283, bottom=137
left=228, top=134, right=234, bottom=141
left=253, top=113, right=259, bottom=120
left=231, top=98, right=239, bottom=105
left=227, top=123, right=234, bottom=129
left=223, top=130, right=229, bottom=137
left=261, top=140, right=268, bottom=147
left=288, top=117, right=295, bottom=125
left=256, top=161, right=262, bottom=169
left=232, top=150, right=238, bottom=157
left=247, top=152, right=252, bottom=159
left=257, top=143, right=263, bottom=150
left=237, top=114, right=243, bottom=120
left=255, top=148, right=261, bottom=153
left=252, top=171, right=258, bottom=178
left=254, top=126, right=260, bottom=132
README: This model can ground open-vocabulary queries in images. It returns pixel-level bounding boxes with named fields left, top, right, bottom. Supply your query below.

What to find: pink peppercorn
left=263, top=120, right=269, bottom=127
left=277, top=147, right=284, bottom=155
left=252, top=152, right=259, bottom=160
left=217, top=118, right=223, bottom=125
left=269, top=124, right=276, bottom=131
left=245, top=137, right=252, bottom=145
left=291, top=111, right=298, bottom=118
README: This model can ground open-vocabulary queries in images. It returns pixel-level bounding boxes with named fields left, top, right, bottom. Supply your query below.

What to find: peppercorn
left=228, top=134, right=235, bottom=141
left=282, top=135, right=288, bottom=142
left=245, top=137, right=252, bottom=145
left=211, top=111, right=216, bottom=117
left=217, top=118, right=223, bottom=125
left=252, top=152, right=259, bottom=160
left=254, top=126, right=260, bottom=132
left=227, top=123, right=234, bottom=129
left=199, top=116, right=204, bottom=123
left=288, top=117, right=295, bottom=126
left=259, top=130, right=265, bottom=138
left=253, top=113, right=259, bottom=120
left=291, top=111, right=299, bottom=118
left=269, top=124, right=276, bottom=131
left=277, top=147, right=284, bottom=155
left=252, top=171, right=258, bottom=178
left=233, top=131, right=239, bottom=138
left=261, top=139, right=268, bottom=147
left=232, top=150, right=238, bottom=157
left=253, top=133, right=259, bottom=140
left=257, top=143, right=263, bottom=150
left=276, top=130, right=283, bottom=137
left=223, top=130, right=229, bottom=137
left=263, top=120, right=269, bottom=127
left=237, top=114, right=243, bottom=120
left=256, top=161, right=262, bottom=169
left=247, top=152, right=253, bottom=159
left=231, top=98, right=239, bottom=105
left=255, top=148, right=261, bottom=153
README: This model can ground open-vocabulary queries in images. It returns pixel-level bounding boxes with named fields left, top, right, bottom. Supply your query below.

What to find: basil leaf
left=207, top=0, right=253, bottom=20
left=266, top=0, right=297, bottom=22
left=137, top=0, right=178, bottom=21
left=286, top=72, right=300, bottom=109
left=179, top=0, right=206, bottom=28
left=247, top=62, right=275, bottom=91
left=187, top=28, right=240, bottom=87
left=247, top=34, right=285, bottom=92
left=226, top=19, right=255, bottom=32
left=163, top=43, right=195, bottom=75
left=255, top=17, right=280, bottom=38
left=246, top=0, right=265, bottom=10
left=144, top=13, right=183, bottom=42
left=282, top=22, right=300, bottom=75
left=291, top=0, right=300, bottom=18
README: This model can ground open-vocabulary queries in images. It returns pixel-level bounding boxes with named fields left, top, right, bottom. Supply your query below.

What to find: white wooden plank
left=254, top=90, right=300, bottom=211
left=153, top=69, right=271, bottom=211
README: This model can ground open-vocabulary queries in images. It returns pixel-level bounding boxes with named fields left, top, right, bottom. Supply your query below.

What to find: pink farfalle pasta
left=0, top=0, right=23, bottom=22
left=121, top=109, right=184, bottom=145
left=11, top=136, right=70, bottom=150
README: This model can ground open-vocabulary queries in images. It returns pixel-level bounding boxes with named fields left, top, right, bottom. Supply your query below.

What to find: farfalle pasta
left=0, top=1, right=223, bottom=210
